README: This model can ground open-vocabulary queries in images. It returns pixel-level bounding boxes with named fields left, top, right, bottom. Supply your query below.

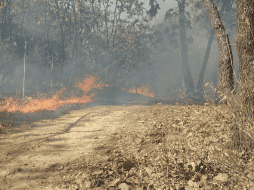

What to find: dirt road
left=1, top=101, right=254, bottom=190
left=0, top=104, right=144, bottom=190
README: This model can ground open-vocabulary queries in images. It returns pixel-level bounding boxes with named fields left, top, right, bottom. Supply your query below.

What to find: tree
left=0, top=0, right=153, bottom=96
left=193, top=0, right=254, bottom=110
left=148, top=0, right=196, bottom=96
left=194, top=0, right=236, bottom=101
left=178, top=0, right=195, bottom=95
left=148, top=0, right=236, bottom=102
left=235, top=0, right=254, bottom=116
left=202, top=0, right=235, bottom=105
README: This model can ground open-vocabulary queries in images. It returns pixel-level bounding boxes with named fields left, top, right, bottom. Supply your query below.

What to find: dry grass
left=3, top=71, right=254, bottom=189
left=44, top=73, right=254, bottom=189
left=78, top=72, right=254, bottom=189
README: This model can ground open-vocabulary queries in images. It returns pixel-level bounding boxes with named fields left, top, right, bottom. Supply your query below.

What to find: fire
left=128, top=83, right=155, bottom=98
left=76, top=75, right=108, bottom=91
left=0, top=75, right=108, bottom=113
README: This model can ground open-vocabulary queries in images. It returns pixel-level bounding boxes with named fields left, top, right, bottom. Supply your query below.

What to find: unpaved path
left=0, top=105, right=143, bottom=190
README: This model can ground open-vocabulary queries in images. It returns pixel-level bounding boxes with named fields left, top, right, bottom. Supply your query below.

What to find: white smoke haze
left=0, top=0, right=239, bottom=107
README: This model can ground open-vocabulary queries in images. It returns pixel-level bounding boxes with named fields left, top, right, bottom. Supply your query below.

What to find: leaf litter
left=41, top=102, right=254, bottom=190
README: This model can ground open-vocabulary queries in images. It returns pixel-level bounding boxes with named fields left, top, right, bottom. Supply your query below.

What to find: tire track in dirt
left=63, top=113, right=91, bottom=133
left=0, top=105, right=139, bottom=190
left=0, top=112, right=92, bottom=165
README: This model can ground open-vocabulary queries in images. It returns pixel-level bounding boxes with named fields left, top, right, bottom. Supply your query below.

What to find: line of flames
left=0, top=75, right=155, bottom=113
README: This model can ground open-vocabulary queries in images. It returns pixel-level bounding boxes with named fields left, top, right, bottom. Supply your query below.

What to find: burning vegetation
left=0, top=75, right=155, bottom=114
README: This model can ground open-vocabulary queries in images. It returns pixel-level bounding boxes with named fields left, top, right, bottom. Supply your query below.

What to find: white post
left=51, top=55, right=53, bottom=91
left=23, top=41, right=27, bottom=99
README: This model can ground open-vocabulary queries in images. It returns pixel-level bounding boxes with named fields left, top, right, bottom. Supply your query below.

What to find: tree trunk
left=196, top=0, right=230, bottom=101
left=178, top=0, right=195, bottom=96
left=236, top=0, right=254, bottom=115
left=55, top=0, right=66, bottom=71
left=104, top=0, right=109, bottom=82
left=60, top=32, right=65, bottom=68
left=8, top=0, right=12, bottom=42
left=1, top=3, right=8, bottom=41
left=203, top=0, right=235, bottom=105
left=196, top=29, right=215, bottom=100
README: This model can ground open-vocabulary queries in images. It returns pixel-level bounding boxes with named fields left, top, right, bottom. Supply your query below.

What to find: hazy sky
left=99, top=0, right=179, bottom=26
left=144, top=0, right=178, bottom=25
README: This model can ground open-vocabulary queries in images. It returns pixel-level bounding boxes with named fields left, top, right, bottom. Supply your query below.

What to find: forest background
left=0, top=0, right=238, bottom=103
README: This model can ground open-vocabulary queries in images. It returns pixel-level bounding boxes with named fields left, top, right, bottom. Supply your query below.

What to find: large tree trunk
left=178, top=0, right=195, bottom=95
left=196, top=0, right=230, bottom=101
left=203, top=0, right=235, bottom=105
left=236, top=0, right=254, bottom=116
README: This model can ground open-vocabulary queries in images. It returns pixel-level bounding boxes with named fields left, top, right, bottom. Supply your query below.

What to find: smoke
left=0, top=27, right=239, bottom=106
left=1, top=63, right=47, bottom=97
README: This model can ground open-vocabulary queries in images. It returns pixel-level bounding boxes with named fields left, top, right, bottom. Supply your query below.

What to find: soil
left=0, top=100, right=254, bottom=190
left=0, top=104, right=146, bottom=189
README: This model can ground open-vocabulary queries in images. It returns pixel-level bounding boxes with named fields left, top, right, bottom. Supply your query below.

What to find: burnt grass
left=1, top=84, right=254, bottom=189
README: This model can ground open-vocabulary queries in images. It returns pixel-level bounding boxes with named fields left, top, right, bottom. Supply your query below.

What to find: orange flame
left=0, top=75, right=108, bottom=113
left=128, top=83, right=155, bottom=98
